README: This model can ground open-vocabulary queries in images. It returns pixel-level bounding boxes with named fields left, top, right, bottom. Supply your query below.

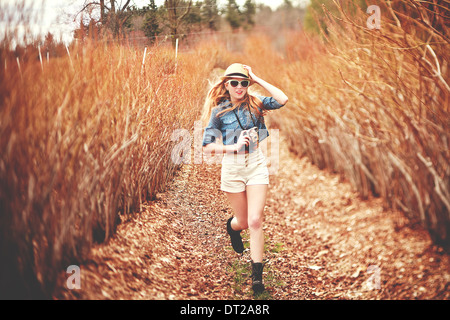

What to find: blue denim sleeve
left=258, top=96, right=284, bottom=110
left=202, top=108, right=222, bottom=146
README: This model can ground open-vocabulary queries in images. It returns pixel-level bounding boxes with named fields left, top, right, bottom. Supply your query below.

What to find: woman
left=202, top=63, right=288, bottom=294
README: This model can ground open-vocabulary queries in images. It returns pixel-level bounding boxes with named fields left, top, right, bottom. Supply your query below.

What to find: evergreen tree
left=225, top=0, right=242, bottom=31
left=142, top=0, right=162, bottom=42
left=242, top=0, right=256, bottom=30
left=202, top=0, right=220, bottom=31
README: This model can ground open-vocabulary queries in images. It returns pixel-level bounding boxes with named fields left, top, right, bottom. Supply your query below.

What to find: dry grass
left=1, top=0, right=448, bottom=299
left=0, top=38, right=227, bottom=297
left=250, top=1, right=449, bottom=246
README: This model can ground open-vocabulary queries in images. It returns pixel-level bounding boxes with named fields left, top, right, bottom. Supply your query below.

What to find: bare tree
left=76, top=0, right=133, bottom=38
left=164, top=0, right=192, bottom=47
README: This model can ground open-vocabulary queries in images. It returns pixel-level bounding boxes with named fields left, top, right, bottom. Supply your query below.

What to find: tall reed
left=262, top=1, right=449, bottom=246
left=0, top=39, right=220, bottom=298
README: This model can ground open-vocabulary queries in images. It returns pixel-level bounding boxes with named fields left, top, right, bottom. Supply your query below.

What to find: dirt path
left=54, top=133, right=449, bottom=300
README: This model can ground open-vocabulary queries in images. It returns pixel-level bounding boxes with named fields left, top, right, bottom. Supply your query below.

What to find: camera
left=241, top=127, right=259, bottom=152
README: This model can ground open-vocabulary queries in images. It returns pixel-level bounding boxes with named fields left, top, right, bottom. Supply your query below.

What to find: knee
left=234, top=217, right=248, bottom=231
left=248, top=214, right=263, bottom=230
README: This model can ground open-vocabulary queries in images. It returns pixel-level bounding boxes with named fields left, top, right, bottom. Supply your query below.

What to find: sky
left=1, top=0, right=308, bottom=44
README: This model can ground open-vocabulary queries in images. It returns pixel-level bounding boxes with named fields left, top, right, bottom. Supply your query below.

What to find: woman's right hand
left=236, top=131, right=250, bottom=153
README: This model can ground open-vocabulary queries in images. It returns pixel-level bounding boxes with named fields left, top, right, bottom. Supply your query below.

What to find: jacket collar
left=219, top=99, right=232, bottom=108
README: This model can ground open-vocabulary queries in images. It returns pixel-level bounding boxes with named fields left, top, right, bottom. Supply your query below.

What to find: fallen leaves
left=53, top=133, right=450, bottom=300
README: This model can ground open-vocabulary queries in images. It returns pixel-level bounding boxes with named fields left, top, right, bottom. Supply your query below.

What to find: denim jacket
left=202, top=96, right=284, bottom=147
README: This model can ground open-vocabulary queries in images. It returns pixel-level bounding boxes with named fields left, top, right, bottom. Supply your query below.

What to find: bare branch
left=74, top=1, right=101, bottom=21
left=178, top=0, right=192, bottom=22
left=121, top=0, right=132, bottom=12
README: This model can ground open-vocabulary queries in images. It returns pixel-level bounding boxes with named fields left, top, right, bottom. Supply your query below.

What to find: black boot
left=226, top=217, right=244, bottom=253
left=251, top=262, right=265, bottom=294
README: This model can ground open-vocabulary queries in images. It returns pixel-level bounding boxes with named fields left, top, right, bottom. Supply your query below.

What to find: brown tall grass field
left=1, top=0, right=448, bottom=299
left=243, top=1, right=449, bottom=246
left=0, top=35, right=236, bottom=298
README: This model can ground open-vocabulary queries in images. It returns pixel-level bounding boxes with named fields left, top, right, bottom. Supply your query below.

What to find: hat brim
left=221, top=76, right=255, bottom=85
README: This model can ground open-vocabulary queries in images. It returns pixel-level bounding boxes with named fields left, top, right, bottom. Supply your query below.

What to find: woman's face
left=225, top=78, right=249, bottom=103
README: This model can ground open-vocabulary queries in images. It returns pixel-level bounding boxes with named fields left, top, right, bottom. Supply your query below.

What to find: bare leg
left=225, top=191, right=248, bottom=231
left=246, top=184, right=268, bottom=263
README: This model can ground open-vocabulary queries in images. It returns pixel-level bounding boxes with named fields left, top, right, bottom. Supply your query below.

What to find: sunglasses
left=227, top=80, right=250, bottom=88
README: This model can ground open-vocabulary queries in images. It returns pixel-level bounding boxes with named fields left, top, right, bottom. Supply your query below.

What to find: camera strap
left=232, top=105, right=257, bottom=130
left=232, top=106, right=260, bottom=154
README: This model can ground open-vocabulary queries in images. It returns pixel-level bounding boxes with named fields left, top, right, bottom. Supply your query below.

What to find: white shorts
left=221, top=148, right=269, bottom=193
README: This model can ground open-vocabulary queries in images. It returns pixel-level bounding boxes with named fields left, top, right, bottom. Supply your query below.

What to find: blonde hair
left=201, top=78, right=265, bottom=126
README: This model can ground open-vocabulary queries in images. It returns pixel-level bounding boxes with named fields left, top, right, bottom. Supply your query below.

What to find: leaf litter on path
left=54, top=133, right=450, bottom=300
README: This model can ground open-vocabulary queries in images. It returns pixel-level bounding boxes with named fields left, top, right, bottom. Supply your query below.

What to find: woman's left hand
left=242, top=65, right=257, bottom=81
left=243, top=64, right=288, bottom=106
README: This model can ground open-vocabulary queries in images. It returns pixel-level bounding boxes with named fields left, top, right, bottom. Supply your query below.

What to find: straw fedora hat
left=221, top=63, right=254, bottom=84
